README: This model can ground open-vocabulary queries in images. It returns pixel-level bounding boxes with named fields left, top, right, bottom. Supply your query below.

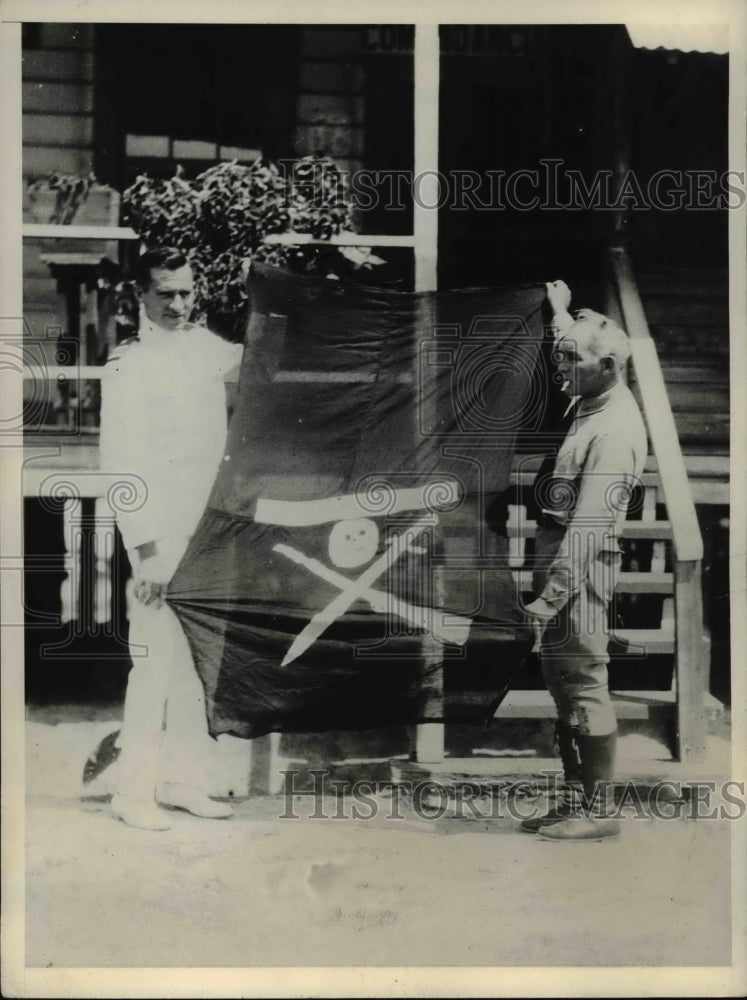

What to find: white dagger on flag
left=276, top=514, right=471, bottom=666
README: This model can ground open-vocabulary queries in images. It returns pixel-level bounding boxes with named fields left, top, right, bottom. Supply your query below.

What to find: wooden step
left=673, top=412, right=729, bottom=445
left=511, top=570, right=673, bottom=594
left=616, top=571, right=674, bottom=594
left=648, top=326, right=729, bottom=356
left=646, top=452, right=728, bottom=478
left=503, top=521, right=674, bottom=541
left=643, top=299, right=728, bottom=326
left=630, top=383, right=729, bottom=414
left=442, top=520, right=673, bottom=541
left=655, top=363, right=729, bottom=382
left=492, top=687, right=722, bottom=721
left=395, top=755, right=728, bottom=786
left=494, top=688, right=676, bottom=719
left=613, top=629, right=674, bottom=655
left=635, top=270, right=727, bottom=297
left=509, top=466, right=662, bottom=490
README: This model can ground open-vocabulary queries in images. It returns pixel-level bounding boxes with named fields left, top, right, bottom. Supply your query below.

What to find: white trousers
left=116, top=578, right=214, bottom=801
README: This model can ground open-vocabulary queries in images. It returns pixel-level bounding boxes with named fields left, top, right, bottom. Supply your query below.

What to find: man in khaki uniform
left=100, top=247, right=243, bottom=830
left=523, top=280, right=647, bottom=841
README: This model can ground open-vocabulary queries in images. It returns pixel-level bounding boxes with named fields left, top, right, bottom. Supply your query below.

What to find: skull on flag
left=328, top=518, right=379, bottom=569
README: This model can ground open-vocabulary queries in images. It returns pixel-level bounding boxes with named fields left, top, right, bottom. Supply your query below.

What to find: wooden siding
left=22, top=25, right=96, bottom=347
left=294, top=28, right=367, bottom=179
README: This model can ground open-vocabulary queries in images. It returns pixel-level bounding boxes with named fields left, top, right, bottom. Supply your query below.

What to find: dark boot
left=520, top=723, right=583, bottom=832
left=539, top=731, right=621, bottom=841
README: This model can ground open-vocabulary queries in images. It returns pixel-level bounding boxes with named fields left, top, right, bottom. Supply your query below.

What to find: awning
left=626, top=25, right=728, bottom=55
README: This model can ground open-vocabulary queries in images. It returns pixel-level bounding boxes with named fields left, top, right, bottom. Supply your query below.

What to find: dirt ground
left=18, top=714, right=740, bottom=979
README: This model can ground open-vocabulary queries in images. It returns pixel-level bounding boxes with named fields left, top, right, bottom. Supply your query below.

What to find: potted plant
left=24, top=172, right=120, bottom=227
left=122, top=156, right=385, bottom=340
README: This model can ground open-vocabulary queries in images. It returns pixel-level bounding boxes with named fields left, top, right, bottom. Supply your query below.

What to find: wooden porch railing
left=606, top=246, right=707, bottom=762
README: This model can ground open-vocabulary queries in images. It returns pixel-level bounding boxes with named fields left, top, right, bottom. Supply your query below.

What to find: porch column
left=413, top=23, right=444, bottom=763
left=413, top=23, right=439, bottom=293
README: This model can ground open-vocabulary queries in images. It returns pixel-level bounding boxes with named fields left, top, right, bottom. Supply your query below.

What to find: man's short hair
left=134, top=247, right=190, bottom=289
left=571, top=308, right=632, bottom=369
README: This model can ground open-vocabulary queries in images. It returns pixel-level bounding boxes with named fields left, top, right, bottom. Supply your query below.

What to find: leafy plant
left=122, top=156, right=380, bottom=339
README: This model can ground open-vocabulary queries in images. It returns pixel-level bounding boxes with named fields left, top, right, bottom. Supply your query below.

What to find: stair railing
left=606, top=246, right=707, bottom=762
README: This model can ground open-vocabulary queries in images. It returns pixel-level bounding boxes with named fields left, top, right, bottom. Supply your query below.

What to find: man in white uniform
left=100, top=247, right=244, bottom=829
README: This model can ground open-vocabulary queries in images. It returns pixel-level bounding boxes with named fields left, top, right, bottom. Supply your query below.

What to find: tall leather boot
left=539, top=731, right=620, bottom=841
left=520, top=723, right=584, bottom=832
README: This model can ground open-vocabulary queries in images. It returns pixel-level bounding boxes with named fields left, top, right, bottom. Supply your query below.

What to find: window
left=94, top=24, right=300, bottom=187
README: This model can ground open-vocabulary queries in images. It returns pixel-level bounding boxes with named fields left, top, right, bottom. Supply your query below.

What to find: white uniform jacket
left=99, top=316, right=243, bottom=554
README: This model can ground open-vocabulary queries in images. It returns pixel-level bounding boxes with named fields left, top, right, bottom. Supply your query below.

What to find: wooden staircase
left=632, top=267, right=729, bottom=456
left=486, top=459, right=717, bottom=743
left=415, top=249, right=720, bottom=768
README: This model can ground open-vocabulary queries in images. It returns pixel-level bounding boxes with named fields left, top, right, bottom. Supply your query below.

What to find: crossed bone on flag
left=254, top=483, right=474, bottom=665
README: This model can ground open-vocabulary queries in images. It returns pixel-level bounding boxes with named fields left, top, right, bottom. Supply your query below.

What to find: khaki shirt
left=538, top=380, right=648, bottom=611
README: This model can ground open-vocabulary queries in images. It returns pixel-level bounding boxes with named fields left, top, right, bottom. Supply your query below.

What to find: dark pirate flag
left=167, top=263, right=546, bottom=739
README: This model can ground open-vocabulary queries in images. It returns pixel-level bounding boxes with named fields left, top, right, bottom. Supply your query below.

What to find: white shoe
left=157, top=783, right=234, bottom=819
left=111, top=793, right=171, bottom=830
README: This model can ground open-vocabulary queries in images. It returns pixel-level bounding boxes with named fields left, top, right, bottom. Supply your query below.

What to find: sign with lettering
left=361, top=25, right=530, bottom=57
